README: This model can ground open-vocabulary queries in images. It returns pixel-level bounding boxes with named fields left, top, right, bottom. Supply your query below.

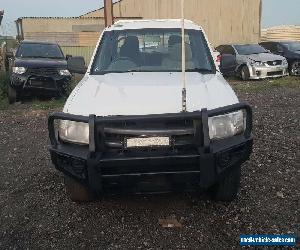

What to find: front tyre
left=240, top=66, right=250, bottom=81
left=57, top=83, right=69, bottom=98
left=290, top=60, right=300, bottom=76
left=209, top=166, right=241, bottom=202
left=8, top=85, right=17, bottom=104
left=64, top=175, right=95, bottom=202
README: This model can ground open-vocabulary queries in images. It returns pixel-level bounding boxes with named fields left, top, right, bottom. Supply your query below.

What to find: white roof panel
left=106, top=19, right=202, bottom=31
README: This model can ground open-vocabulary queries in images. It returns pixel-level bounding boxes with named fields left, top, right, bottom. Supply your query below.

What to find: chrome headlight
left=12, top=67, right=26, bottom=74
left=251, top=61, right=264, bottom=67
left=208, top=111, right=245, bottom=140
left=59, top=69, right=71, bottom=76
left=59, top=120, right=89, bottom=144
left=282, top=58, right=288, bottom=65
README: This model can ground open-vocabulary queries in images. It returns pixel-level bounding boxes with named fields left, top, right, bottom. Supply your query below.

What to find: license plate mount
left=30, top=79, right=44, bottom=86
left=29, top=78, right=55, bottom=89
left=126, top=137, right=170, bottom=148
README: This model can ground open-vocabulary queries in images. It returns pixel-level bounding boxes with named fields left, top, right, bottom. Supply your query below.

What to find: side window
left=264, top=43, right=283, bottom=54
left=267, top=43, right=278, bottom=53
left=277, top=44, right=284, bottom=53
left=261, top=43, right=271, bottom=51
left=222, top=46, right=235, bottom=55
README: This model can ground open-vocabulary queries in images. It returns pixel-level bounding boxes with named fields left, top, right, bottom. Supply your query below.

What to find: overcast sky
left=0, top=0, right=300, bottom=35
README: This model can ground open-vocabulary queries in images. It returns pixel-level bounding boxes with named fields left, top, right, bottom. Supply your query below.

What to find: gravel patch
left=0, top=84, right=299, bottom=249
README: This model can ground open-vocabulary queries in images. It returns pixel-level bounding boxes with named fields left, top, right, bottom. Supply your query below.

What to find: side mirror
left=66, top=54, right=72, bottom=60
left=67, top=56, right=87, bottom=74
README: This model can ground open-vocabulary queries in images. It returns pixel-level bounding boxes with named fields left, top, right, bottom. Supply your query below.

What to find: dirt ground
left=0, top=80, right=299, bottom=249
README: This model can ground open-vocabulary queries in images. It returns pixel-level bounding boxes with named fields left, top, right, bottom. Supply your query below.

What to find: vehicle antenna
left=181, top=0, right=187, bottom=112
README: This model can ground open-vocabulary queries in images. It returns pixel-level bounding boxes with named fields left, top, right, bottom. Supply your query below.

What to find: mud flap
left=87, top=153, right=103, bottom=196
left=199, top=153, right=216, bottom=188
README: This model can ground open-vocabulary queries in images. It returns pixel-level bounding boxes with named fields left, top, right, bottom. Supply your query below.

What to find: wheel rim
left=241, top=68, right=246, bottom=80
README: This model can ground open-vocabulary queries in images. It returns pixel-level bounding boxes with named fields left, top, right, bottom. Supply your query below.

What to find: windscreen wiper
left=185, top=68, right=213, bottom=73
left=99, top=69, right=142, bottom=75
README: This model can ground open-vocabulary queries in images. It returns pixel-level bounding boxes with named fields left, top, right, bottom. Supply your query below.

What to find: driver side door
left=217, top=45, right=238, bottom=76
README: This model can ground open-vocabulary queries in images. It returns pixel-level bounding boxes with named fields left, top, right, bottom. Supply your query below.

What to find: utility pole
left=104, top=0, right=114, bottom=27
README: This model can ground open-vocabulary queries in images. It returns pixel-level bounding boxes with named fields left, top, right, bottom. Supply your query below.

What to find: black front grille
left=29, top=79, right=56, bottom=89
left=266, top=60, right=282, bottom=66
left=267, top=71, right=282, bottom=76
left=99, top=120, right=197, bottom=151
left=27, top=68, right=59, bottom=76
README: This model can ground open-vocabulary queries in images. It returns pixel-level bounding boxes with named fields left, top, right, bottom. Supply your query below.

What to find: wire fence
left=61, top=46, right=95, bottom=65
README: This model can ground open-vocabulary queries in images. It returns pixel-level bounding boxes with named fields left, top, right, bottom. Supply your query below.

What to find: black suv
left=8, top=41, right=72, bottom=103
left=260, top=41, right=300, bottom=76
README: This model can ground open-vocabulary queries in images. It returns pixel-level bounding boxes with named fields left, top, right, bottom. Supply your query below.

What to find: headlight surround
left=208, top=111, right=245, bottom=140
left=59, top=120, right=89, bottom=145
left=12, top=67, right=26, bottom=74
left=282, top=58, right=288, bottom=65
left=251, top=61, right=264, bottom=67
left=59, top=69, right=71, bottom=76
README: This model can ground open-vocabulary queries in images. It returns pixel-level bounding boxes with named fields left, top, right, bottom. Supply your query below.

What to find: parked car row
left=7, top=39, right=300, bottom=105
left=216, top=41, right=300, bottom=80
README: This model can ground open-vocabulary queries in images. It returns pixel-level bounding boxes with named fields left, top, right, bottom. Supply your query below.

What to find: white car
left=216, top=44, right=289, bottom=80
left=48, top=19, right=253, bottom=202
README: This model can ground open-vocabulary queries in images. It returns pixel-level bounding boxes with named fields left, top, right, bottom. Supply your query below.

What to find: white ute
left=48, top=20, right=253, bottom=202
left=66, top=20, right=236, bottom=116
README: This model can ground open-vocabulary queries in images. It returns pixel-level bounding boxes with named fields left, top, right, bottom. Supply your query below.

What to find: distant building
left=261, top=25, right=300, bottom=42
left=82, top=0, right=262, bottom=46
left=16, top=0, right=262, bottom=63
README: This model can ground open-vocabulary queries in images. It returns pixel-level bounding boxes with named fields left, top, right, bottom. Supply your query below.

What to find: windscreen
left=91, top=28, right=215, bottom=75
left=282, top=42, right=300, bottom=52
left=16, top=43, right=64, bottom=59
left=235, top=44, right=268, bottom=55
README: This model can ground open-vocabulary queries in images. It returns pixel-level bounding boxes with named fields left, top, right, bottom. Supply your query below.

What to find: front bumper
left=48, top=103, right=253, bottom=194
left=248, top=64, right=289, bottom=80
left=11, top=72, right=71, bottom=93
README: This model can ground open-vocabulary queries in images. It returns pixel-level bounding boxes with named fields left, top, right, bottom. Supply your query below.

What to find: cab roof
left=21, top=40, right=59, bottom=45
left=105, top=19, right=202, bottom=31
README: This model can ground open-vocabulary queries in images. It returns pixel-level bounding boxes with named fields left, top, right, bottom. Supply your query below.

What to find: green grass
left=229, top=76, right=300, bottom=92
left=31, top=98, right=65, bottom=110
left=0, top=72, right=9, bottom=109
